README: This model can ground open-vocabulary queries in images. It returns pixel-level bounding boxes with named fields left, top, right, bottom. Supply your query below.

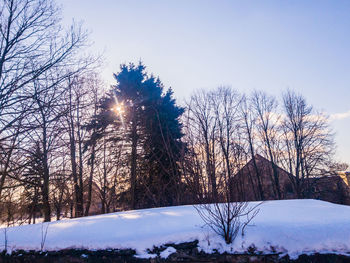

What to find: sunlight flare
left=111, top=95, right=125, bottom=129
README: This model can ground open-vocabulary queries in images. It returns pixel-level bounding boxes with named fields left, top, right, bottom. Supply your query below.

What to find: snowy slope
left=1, top=199, right=350, bottom=258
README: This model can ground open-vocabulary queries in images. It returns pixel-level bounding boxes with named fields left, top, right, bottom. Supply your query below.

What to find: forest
left=0, top=0, right=347, bottom=226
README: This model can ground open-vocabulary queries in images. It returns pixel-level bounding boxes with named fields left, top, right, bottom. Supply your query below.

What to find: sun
left=114, top=104, right=124, bottom=114
left=111, top=96, right=126, bottom=129
left=111, top=103, right=124, bottom=114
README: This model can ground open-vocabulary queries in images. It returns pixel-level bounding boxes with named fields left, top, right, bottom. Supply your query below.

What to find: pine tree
left=141, top=85, right=185, bottom=207
left=90, top=62, right=185, bottom=209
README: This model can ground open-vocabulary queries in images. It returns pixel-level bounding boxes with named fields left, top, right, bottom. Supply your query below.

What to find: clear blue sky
left=60, top=0, right=350, bottom=164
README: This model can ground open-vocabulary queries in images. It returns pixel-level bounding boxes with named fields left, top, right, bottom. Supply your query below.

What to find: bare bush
left=3, top=227, right=8, bottom=252
left=195, top=200, right=260, bottom=244
left=40, top=222, right=49, bottom=251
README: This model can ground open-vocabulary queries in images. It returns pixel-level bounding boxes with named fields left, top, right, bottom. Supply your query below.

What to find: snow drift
left=1, top=199, right=350, bottom=259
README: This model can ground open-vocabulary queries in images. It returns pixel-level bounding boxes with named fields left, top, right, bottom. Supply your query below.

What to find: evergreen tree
left=91, top=62, right=184, bottom=209
left=141, top=83, right=184, bottom=207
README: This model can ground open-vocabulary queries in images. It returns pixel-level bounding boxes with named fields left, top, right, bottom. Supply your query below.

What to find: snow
left=1, top=199, right=350, bottom=259
left=160, top=246, right=176, bottom=258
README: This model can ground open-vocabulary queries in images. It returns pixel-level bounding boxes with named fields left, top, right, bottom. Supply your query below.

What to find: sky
left=59, top=0, right=350, bottom=164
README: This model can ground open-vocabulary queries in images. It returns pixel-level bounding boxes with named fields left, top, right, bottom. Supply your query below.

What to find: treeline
left=183, top=88, right=343, bottom=202
left=0, top=0, right=346, bottom=225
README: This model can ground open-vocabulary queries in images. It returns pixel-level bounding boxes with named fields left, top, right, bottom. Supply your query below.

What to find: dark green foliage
left=141, top=86, right=185, bottom=207
left=89, top=62, right=185, bottom=208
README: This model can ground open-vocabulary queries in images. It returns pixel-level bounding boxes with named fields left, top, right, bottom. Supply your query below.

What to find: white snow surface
left=160, top=247, right=177, bottom=258
left=1, top=199, right=350, bottom=258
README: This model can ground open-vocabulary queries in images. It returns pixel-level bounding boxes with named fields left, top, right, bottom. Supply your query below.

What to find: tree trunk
left=68, top=85, right=84, bottom=218
left=130, top=115, right=138, bottom=209
left=84, top=143, right=96, bottom=216
left=265, top=134, right=282, bottom=200
left=69, top=135, right=84, bottom=217
left=42, top=118, right=51, bottom=222
left=77, top=105, right=84, bottom=216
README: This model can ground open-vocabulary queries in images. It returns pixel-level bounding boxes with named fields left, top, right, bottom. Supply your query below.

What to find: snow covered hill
left=1, top=199, right=350, bottom=259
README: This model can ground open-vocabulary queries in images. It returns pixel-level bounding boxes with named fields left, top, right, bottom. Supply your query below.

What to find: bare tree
left=0, top=0, right=90, bottom=209
left=63, top=74, right=105, bottom=217
left=84, top=78, right=102, bottom=216
left=240, top=95, right=265, bottom=200
left=185, top=90, right=219, bottom=201
left=281, top=90, right=334, bottom=198
left=0, top=0, right=88, bottom=141
left=66, top=76, right=85, bottom=218
left=20, top=71, right=68, bottom=222
left=211, top=87, right=242, bottom=188
left=185, top=88, right=261, bottom=244
left=51, top=154, right=69, bottom=220
left=251, top=91, right=282, bottom=199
